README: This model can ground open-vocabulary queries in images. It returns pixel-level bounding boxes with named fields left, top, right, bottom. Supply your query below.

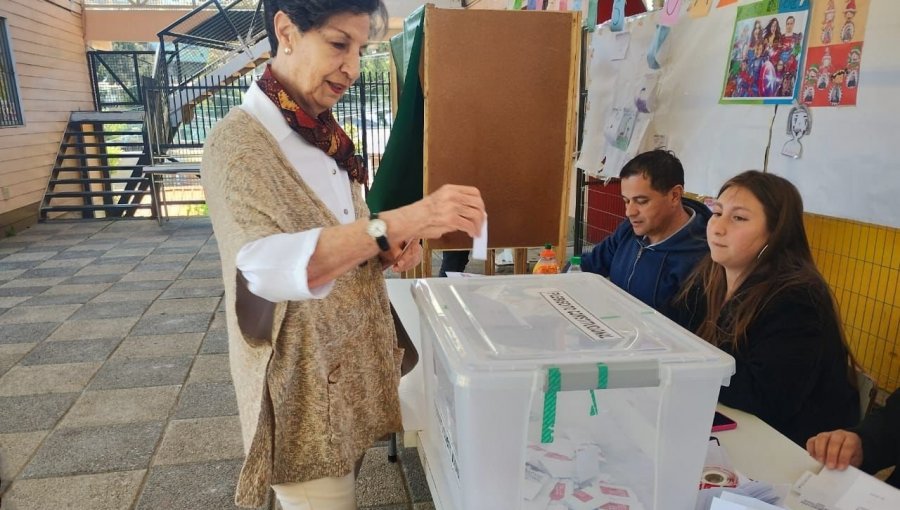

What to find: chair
left=855, top=368, right=878, bottom=418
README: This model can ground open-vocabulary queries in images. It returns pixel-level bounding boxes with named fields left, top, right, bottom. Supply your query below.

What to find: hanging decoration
left=719, top=0, right=810, bottom=105
left=799, top=0, right=869, bottom=107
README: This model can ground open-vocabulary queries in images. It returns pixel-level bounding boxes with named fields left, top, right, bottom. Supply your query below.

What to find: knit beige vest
left=201, top=108, right=403, bottom=507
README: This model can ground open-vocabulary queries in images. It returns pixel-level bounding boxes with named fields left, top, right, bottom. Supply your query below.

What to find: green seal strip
left=541, top=367, right=561, bottom=443
left=589, top=363, right=609, bottom=416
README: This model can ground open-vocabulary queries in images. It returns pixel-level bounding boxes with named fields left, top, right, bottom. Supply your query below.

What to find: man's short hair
left=618, top=149, right=685, bottom=193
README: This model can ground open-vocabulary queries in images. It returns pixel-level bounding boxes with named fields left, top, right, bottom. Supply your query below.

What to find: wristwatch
left=366, top=213, right=390, bottom=251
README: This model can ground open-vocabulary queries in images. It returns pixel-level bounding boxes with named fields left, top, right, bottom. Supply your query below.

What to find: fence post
left=358, top=72, right=369, bottom=169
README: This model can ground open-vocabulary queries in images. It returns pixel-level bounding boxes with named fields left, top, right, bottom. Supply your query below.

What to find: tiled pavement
left=0, top=218, right=435, bottom=510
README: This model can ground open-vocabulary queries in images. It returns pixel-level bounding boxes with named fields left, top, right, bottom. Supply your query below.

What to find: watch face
left=367, top=218, right=387, bottom=237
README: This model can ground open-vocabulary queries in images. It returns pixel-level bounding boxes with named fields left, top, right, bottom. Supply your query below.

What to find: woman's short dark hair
left=262, top=0, right=388, bottom=53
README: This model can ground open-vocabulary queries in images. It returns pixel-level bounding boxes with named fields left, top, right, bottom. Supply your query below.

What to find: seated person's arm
left=580, top=221, right=628, bottom=276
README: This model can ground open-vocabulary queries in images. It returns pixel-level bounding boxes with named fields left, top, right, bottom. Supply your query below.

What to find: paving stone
left=60, top=273, right=123, bottom=285
left=160, top=278, right=224, bottom=299
left=69, top=301, right=151, bottom=320
left=35, top=257, right=94, bottom=269
left=0, top=251, right=56, bottom=263
left=20, top=338, right=121, bottom=366
left=53, top=249, right=106, bottom=259
left=47, top=316, right=138, bottom=342
left=17, top=266, right=81, bottom=279
left=0, top=393, right=79, bottom=432
left=22, top=293, right=104, bottom=306
left=0, top=342, right=34, bottom=376
left=75, top=263, right=137, bottom=276
left=0, top=269, right=27, bottom=282
left=144, top=253, right=195, bottom=263
left=112, top=332, right=203, bottom=359
left=193, top=251, right=221, bottom=262
left=22, top=421, right=163, bottom=478
left=0, top=431, right=47, bottom=492
left=147, top=297, right=220, bottom=316
left=93, top=255, right=146, bottom=266
left=0, top=260, right=42, bottom=271
left=38, top=283, right=112, bottom=297
left=0, top=286, right=51, bottom=298
left=355, top=446, right=409, bottom=507
left=180, top=266, right=221, bottom=279
left=60, top=385, right=181, bottom=428
left=89, top=356, right=192, bottom=390
left=90, top=289, right=163, bottom=304
left=0, top=304, right=81, bottom=324
left=399, top=446, right=432, bottom=503
left=210, top=310, right=227, bottom=330
left=1, top=470, right=145, bottom=510
left=154, top=415, right=243, bottom=465
left=135, top=460, right=252, bottom=510
left=151, top=246, right=201, bottom=255
left=0, top=295, right=29, bottom=308
left=174, top=382, right=238, bottom=419
left=1, top=277, right=68, bottom=289
left=119, top=270, right=182, bottom=282
left=107, top=279, right=172, bottom=291
left=132, top=313, right=212, bottom=335
left=187, top=354, right=232, bottom=384
left=0, top=322, right=59, bottom=344
left=413, top=503, right=436, bottom=510
left=101, top=247, right=155, bottom=258
left=133, top=262, right=188, bottom=273
left=0, top=363, right=101, bottom=396
left=199, top=329, right=229, bottom=354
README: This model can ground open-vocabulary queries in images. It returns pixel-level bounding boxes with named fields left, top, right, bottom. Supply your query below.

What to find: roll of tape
left=699, top=466, right=738, bottom=489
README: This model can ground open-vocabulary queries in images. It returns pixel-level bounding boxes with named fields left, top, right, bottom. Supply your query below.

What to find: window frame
left=0, top=17, right=25, bottom=128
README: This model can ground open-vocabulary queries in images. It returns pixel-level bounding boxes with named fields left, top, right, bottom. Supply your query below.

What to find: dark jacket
left=851, top=389, right=900, bottom=488
left=682, top=279, right=860, bottom=447
left=580, top=198, right=710, bottom=326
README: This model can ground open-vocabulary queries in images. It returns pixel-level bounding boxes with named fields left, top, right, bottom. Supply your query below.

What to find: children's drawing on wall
left=720, top=1, right=810, bottom=105
left=801, top=0, right=868, bottom=107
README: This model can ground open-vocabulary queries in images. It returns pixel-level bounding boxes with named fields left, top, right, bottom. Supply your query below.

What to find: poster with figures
left=720, top=0, right=810, bottom=104
left=800, top=0, right=868, bottom=107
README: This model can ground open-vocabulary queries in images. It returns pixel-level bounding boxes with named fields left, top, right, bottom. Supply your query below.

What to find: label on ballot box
left=413, top=274, right=735, bottom=510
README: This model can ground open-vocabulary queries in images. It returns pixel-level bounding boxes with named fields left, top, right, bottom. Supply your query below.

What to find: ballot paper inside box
left=412, top=274, right=735, bottom=510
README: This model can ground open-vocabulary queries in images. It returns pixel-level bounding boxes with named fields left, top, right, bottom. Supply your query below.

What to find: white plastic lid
left=413, top=273, right=733, bottom=371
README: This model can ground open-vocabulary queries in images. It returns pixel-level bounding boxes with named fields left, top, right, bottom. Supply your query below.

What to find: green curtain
left=366, top=12, right=425, bottom=213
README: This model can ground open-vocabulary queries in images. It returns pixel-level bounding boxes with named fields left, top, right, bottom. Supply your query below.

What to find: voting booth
left=412, top=273, right=735, bottom=510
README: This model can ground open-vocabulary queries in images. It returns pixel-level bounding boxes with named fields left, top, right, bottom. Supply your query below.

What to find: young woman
left=677, top=171, right=859, bottom=446
left=201, top=0, right=485, bottom=508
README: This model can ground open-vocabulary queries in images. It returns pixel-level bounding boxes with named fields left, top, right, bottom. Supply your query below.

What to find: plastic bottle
left=533, top=243, right=559, bottom=274
left=567, top=256, right=582, bottom=273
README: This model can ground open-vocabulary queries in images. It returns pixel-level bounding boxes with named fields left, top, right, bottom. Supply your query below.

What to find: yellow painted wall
left=805, top=214, right=900, bottom=392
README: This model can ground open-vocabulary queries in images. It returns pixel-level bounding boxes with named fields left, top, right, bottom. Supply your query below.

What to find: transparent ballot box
left=412, top=274, right=735, bottom=510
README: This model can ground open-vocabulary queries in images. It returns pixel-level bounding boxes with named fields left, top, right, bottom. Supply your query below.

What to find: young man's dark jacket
left=852, top=388, right=900, bottom=488
left=580, top=197, right=711, bottom=327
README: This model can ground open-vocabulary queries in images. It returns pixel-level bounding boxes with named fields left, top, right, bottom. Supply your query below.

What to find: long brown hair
left=679, top=171, right=854, bottom=372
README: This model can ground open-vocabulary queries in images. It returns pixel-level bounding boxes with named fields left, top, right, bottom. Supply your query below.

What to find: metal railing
left=88, top=50, right=159, bottom=111
left=85, top=0, right=205, bottom=8
left=142, top=71, right=394, bottom=173
left=0, top=18, right=24, bottom=127
left=154, top=0, right=265, bottom=88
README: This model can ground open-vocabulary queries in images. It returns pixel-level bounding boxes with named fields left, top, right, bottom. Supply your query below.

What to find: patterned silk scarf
left=256, top=65, right=366, bottom=185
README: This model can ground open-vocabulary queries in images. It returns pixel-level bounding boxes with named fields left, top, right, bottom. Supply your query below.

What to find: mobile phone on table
left=711, top=411, right=737, bottom=432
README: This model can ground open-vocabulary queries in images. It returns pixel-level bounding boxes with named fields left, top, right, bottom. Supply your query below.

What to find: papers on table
left=792, top=465, right=900, bottom=510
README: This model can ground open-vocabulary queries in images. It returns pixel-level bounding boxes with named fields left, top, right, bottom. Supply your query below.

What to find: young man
left=580, top=150, right=710, bottom=326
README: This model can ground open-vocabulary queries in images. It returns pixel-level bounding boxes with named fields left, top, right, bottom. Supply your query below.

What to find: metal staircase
left=40, top=112, right=152, bottom=220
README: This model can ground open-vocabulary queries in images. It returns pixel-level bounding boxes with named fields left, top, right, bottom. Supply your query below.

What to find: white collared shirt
left=234, top=82, right=360, bottom=302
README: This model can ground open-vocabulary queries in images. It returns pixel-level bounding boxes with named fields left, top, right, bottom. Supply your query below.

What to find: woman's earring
left=284, top=47, right=292, bottom=55
left=757, top=244, right=769, bottom=260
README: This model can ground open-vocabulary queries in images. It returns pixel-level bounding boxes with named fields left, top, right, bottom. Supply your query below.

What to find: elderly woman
left=201, top=0, right=486, bottom=508
left=676, top=171, right=859, bottom=447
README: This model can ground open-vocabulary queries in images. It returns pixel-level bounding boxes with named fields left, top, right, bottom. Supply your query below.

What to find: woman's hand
left=806, top=429, right=864, bottom=470
left=396, top=184, right=486, bottom=240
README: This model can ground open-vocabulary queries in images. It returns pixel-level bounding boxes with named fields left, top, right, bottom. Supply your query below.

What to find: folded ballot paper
left=792, top=465, right=900, bottom=510
left=695, top=482, right=786, bottom=510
